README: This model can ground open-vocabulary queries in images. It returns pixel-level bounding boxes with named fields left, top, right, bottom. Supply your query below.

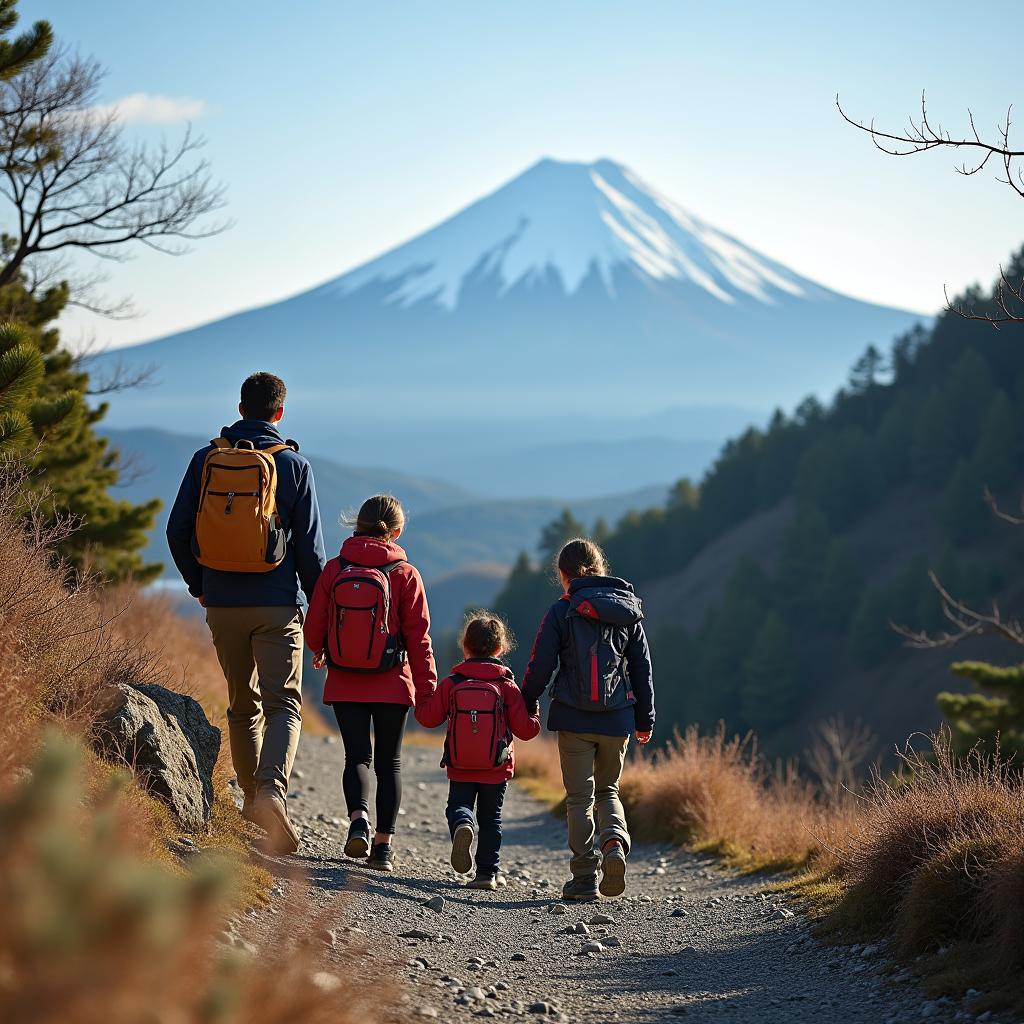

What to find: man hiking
left=167, top=371, right=326, bottom=854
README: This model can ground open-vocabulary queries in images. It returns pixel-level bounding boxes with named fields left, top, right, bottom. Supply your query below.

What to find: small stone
left=580, top=940, right=605, bottom=954
left=654, top=867, right=667, bottom=875
left=573, top=922, right=590, bottom=934
left=511, top=953, right=527, bottom=961
left=415, top=1009, right=439, bottom=1019
left=311, top=972, right=342, bottom=992
left=318, top=928, right=337, bottom=947
left=603, top=936, right=621, bottom=948
left=468, top=956, right=485, bottom=966
left=468, top=987, right=487, bottom=1001
left=400, top=929, right=435, bottom=940
left=423, top=896, right=446, bottom=913
left=528, top=1003, right=551, bottom=1015
left=547, top=903, right=567, bottom=915
left=588, top=913, right=615, bottom=925
left=670, top=908, right=688, bottom=918
left=771, top=908, right=795, bottom=920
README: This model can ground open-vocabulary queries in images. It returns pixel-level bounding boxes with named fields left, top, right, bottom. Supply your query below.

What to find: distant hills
left=493, top=251, right=1024, bottom=756
left=106, top=427, right=667, bottom=618
left=91, top=157, right=924, bottom=498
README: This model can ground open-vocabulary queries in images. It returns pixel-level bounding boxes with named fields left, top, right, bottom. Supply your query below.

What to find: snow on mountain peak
left=321, top=158, right=818, bottom=310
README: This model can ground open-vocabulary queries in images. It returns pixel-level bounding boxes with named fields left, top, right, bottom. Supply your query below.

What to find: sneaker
left=251, top=790, right=300, bottom=855
left=466, top=871, right=498, bottom=891
left=600, top=842, right=627, bottom=897
left=367, top=841, right=395, bottom=872
left=562, top=874, right=600, bottom=902
left=450, top=823, right=474, bottom=874
left=344, top=818, right=371, bottom=859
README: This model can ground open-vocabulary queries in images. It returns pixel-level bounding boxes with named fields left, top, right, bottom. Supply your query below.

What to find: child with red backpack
left=415, top=613, right=540, bottom=890
left=304, top=495, right=436, bottom=872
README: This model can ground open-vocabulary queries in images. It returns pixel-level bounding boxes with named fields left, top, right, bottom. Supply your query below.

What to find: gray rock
left=318, top=928, right=337, bottom=947
left=423, top=896, right=446, bottom=912
left=415, top=1009, right=439, bottom=1019
left=603, top=936, right=622, bottom=948
left=511, top=952, right=527, bottom=961
left=588, top=913, right=615, bottom=925
left=468, top=987, right=488, bottom=1001
left=771, top=907, right=795, bottom=920
left=528, top=1003, right=552, bottom=1015
left=400, top=929, right=436, bottom=940
left=580, top=940, right=605, bottom=954
left=572, top=922, right=590, bottom=934
left=670, top=908, right=688, bottom=917
left=95, top=682, right=220, bottom=831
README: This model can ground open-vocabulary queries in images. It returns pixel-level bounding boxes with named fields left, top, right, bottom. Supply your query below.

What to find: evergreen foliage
left=939, top=661, right=1024, bottom=758
left=493, top=248, right=1024, bottom=746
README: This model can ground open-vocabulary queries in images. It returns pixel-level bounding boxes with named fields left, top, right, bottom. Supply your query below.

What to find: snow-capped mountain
left=96, top=157, right=924, bottom=495
left=319, top=158, right=820, bottom=309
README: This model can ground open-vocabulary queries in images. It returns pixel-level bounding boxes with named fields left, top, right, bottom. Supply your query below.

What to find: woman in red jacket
left=304, top=495, right=436, bottom=871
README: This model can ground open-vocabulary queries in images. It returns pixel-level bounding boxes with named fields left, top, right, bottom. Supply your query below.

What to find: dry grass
left=514, top=726, right=848, bottom=872
left=805, top=735, right=1024, bottom=1009
left=0, top=461, right=387, bottom=1021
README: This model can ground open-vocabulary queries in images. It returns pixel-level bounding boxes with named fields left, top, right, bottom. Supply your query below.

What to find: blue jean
left=446, top=780, right=508, bottom=873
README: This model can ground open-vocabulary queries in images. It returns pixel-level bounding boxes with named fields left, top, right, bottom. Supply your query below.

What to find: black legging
left=331, top=702, right=409, bottom=834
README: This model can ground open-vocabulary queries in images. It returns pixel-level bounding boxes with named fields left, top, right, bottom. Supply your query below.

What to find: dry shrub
left=619, top=725, right=830, bottom=871
left=0, top=731, right=374, bottom=1024
left=827, top=734, right=1024, bottom=992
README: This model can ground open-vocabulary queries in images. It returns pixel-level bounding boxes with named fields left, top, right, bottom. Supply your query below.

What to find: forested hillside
left=495, top=250, right=1024, bottom=752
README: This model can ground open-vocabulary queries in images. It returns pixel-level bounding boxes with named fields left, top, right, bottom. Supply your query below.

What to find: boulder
left=96, top=682, right=220, bottom=831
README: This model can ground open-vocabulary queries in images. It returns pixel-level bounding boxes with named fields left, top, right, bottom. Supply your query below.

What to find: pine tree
left=817, top=538, right=864, bottom=631
left=538, top=508, right=587, bottom=562
left=0, top=273, right=161, bottom=581
left=941, top=458, right=989, bottom=544
left=741, top=612, right=799, bottom=732
left=938, top=661, right=1024, bottom=757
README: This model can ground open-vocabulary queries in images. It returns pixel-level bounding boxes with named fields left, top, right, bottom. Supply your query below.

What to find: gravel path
left=236, top=734, right=999, bottom=1024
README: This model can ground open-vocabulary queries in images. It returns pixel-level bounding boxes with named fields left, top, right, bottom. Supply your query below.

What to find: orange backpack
left=191, top=437, right=293, bottom=573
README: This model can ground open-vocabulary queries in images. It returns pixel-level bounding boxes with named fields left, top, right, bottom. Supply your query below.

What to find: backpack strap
left=381, top=560, right=406, bottom=575
left=261, top=441, right=298, bottom=457
left=209, top=437, right=231, bottom=449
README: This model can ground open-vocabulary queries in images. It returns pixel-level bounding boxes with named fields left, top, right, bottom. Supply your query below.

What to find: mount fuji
left=96, top=157, right=923, bottom=495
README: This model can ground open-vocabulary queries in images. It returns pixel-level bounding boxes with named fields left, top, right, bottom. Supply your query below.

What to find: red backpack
left=325, top=559, right=407, bottom=673
left=443, top=675, right=512, bottom=771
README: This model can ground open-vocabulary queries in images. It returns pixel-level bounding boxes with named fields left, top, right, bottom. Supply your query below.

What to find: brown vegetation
left=0, top=462, right=375, bottom=1021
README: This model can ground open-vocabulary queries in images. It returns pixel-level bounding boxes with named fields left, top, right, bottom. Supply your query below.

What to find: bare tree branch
left=893, top=570, right=1024, bottom=650
left=0, top=48, right=229, bottom=303
left=840, top=92, right=1024, bottom=329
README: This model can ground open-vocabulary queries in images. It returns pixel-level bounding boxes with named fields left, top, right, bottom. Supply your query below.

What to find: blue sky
left=18, top=0, right=1024, bottom=349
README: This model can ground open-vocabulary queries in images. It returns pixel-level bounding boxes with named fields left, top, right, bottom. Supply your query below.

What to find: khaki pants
left=206, top=606, right=303, bottom=798
left=557, top=731, right=631, bottom=878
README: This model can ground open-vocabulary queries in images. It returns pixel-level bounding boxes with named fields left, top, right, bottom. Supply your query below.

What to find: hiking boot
left=450, top=823, right=474, bottom=874
left=368, top=841, right=395, bottom=872
left=240, top=793, right=259, bottom=825
left=600, top=841, right=627, bottom=897
left=344, top=818, right=371, bottom=859
left=562, top=874, right=600, bottom=902
left=466, top=871, right=498, bottom=891
left=251, top=790, right=300, bottom=855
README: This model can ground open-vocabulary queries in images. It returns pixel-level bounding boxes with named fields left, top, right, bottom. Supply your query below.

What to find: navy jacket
left=166, top=419, right=327, bottom=608
left=521, top=575, right=655, bottom=737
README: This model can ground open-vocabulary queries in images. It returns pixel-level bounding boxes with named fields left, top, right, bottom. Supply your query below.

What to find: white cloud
left=86, top=93, right=207, bottom=126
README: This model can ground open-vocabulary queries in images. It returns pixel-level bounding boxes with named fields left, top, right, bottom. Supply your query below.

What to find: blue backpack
left=552, top=582, right=643, bottom=713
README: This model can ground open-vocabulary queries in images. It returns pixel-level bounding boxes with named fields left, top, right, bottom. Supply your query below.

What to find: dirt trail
left=238, top=736, right=983, bottom=1024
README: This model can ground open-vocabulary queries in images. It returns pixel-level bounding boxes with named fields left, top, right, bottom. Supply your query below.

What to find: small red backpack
left=325, top=559, right=407, bottom=673
left=443, top=674, right=512, bottom=771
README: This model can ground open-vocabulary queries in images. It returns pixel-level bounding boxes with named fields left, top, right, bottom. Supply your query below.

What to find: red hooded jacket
left=414, top=659, right=541, bottom=784
left=304, top=536, right=437, bottom=706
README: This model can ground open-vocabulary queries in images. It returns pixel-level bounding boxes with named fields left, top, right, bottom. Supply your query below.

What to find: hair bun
left=378, top=520, right=389, bottom=533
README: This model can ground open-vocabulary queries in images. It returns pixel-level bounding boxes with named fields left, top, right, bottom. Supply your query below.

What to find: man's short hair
left=240, top=372, right=286, bottom=420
